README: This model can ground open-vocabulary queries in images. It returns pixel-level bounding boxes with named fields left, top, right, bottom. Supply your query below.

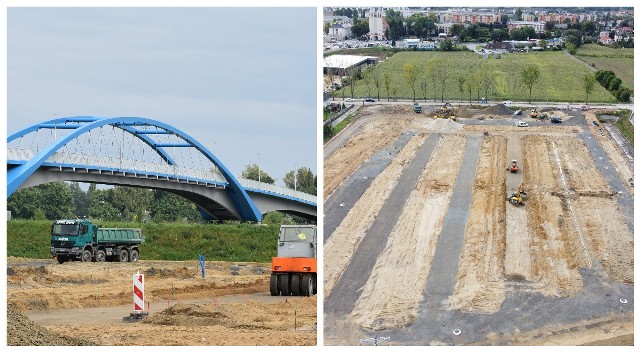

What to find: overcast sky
left=7, top=7, right=317, bottom=187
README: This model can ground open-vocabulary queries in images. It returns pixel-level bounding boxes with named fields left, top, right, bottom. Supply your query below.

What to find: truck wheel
left=269, top=274, right=280, bottom=296
left=56, top=255, right=68, bottom=264
left=291, top=274, right=301, bottom=296
left=129, top=249, right=139, bottom=262
left=119, top=249, right=129, bottom=262
left=95, top=250, right=106, bottom=262
left=81, top=250, right=92, bottom=263
left=301, top=274, right=313, bottom=296
left=280, top=274, right=291, bottom=296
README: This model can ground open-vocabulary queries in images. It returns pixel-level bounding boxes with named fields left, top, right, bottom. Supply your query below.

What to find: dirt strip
left=350, top=135, right=466, bottom=330
left=324, top=107, right=414, bottom=199
left=323, top=134, right=427, bottom=298
left=449, top=136, right=507, bottom=313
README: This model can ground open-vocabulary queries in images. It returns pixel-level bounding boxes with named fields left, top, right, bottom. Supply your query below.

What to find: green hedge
left=7, top=220, right=279, bottom=263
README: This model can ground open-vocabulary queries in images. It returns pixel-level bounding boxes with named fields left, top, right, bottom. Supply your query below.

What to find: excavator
left=436, top=103, right=457, bottom=120
left=529, top=107, right=547, bottom=120
left=508, top=182, right=527, bottom=206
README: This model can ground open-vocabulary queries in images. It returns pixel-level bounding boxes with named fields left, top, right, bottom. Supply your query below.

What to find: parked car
left=513, top=109, right=522, bottom=116
left=345, top=98, right=354, bottom=102
left=550, top=116, right=562, bottom=123
left=516, top=121, right=529, bottom=127
left=364, top=98, right=375, bottom=102
left=592, top=120, right=599, bottom=126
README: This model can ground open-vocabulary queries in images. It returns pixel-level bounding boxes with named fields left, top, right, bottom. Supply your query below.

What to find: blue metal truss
left=7, top=116, right=262, bottom=222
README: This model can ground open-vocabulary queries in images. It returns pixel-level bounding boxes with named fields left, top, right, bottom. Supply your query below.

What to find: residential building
left=328, top=24, right=352, bottom=41
left=508, top=21, right=546, bottom=34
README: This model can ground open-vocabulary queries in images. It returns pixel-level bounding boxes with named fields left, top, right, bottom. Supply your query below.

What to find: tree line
left=8, top=165, right=316, bottom=223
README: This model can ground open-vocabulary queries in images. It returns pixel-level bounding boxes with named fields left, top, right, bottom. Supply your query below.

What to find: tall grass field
left=575, top=44, right=634, bottom=88
left=347, top=51, right=617, bottom=103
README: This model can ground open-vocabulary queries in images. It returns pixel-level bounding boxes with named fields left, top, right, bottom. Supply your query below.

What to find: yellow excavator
left=508, top=182, right=527, bottom=206
left=436, top=103, right=457, bottom=120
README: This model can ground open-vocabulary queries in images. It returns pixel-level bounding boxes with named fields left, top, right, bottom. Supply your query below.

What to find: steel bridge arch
left=7, top=116, right=262, bottom=221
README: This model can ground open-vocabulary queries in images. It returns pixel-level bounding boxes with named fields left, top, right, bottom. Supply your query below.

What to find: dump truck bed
left=96, top=228, right=144, bottom=244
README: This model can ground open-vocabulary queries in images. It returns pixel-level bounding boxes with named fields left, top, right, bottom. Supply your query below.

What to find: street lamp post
left=257, top=153, right=261, bottom=183
left=293, top=163, right=297, bottom=191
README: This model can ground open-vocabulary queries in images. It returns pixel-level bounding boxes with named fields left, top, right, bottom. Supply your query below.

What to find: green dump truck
left=51, top=219, right=144, bottom=264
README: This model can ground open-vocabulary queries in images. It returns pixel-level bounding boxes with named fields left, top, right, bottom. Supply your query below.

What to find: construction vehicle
left=51, top=219, right=144, bottom=264
left=436, top=103, right=456, bottom=119
left=529, top=107, right=538, bottom=119
left=508, top=182, right=527, bottom=206
left=509, top=160, right=519, bottom=173
left=270, top=225, right=317, bottom=297
left=413, top=103, right=422, bottom=113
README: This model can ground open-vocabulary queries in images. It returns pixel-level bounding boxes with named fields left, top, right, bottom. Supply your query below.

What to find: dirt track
left=324, top=104, right=634, bottom=345
left=7, top=258, right=316, bottom=346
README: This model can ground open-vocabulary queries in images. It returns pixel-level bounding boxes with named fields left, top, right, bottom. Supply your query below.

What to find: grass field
left=343, top=51, right=617, bottom=103
left=7, top=220, right=279, bottom=262
left=575, top=44, right=634, bottom=88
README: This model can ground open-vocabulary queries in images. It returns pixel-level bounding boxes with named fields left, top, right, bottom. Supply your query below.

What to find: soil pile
left=414, top=118, right=463, bottom=132
left=7, top=303, right=95, bottom=346
left=146, top=303, right=232, bottom=327
left=484, top=103, right=513, bottom=116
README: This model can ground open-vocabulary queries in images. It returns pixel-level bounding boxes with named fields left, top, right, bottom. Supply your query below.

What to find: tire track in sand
left=323, top=134, right=427, bottom=299
left=350, top=135, right=467, bottom=330
left=522, top=135, right=584, bottom=297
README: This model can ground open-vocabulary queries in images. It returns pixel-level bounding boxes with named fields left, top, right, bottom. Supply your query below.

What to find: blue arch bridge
left=7, top=116, right=316, bottom=222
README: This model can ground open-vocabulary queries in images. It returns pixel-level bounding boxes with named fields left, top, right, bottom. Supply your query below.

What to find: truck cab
left=51, top=219, right=96, bottom=262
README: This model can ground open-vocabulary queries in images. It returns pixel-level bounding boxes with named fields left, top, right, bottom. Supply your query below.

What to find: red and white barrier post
left=133, top=272, right=145, bottom=316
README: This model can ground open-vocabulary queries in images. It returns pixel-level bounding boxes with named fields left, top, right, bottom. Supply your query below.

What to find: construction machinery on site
left=530, top=107, right=547, bottom=120
left=413, top=103, right=422, bottom=113
left=435, top=103, right=457, bottom=119
left=270, top=225, right=317, bottom=297
left=508, top=182, right=527, bottom=207
left=509, top=160, right=519, bottom=173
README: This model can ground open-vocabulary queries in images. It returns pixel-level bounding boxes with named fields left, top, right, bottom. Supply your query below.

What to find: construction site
left=6, top=257, right=317, bottom=346
left=323, top=103, right=633, bottom=346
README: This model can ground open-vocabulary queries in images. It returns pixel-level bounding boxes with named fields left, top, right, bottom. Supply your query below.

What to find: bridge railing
left=238, top=178, right=317, bottom=204
left=8, top=147, right=317, bottom=204
left=7, top=148, right=228, bottom=184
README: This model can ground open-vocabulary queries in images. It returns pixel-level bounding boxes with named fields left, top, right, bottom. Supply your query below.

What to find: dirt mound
left=414, top=118, right=463, bottom=132
left=485, top=103, right=514, bottom=116
left=456, top=106, right=474, bottom=119
left=146, top=304, right=232, bottom=326
left=145, top=266, right=194, bottom=279
left=7, top=303, right=95, bottom=346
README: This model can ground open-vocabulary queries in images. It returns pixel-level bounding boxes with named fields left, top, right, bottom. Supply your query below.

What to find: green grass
left=349, top=51, right=617, bottom=103
left=575, top=44, right=634, bottom=88
left=7, top=220, right=280, bottom=262
left=613, top=110, right=634, bottom=146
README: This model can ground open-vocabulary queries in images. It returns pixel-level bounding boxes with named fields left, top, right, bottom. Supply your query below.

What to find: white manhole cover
left=453, top=329, right=461, bottom=336
left=620, top=298, right=628, bottom=304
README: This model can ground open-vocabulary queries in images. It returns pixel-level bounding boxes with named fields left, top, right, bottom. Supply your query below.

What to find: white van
left=516, top=121, right=529, bottom=127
